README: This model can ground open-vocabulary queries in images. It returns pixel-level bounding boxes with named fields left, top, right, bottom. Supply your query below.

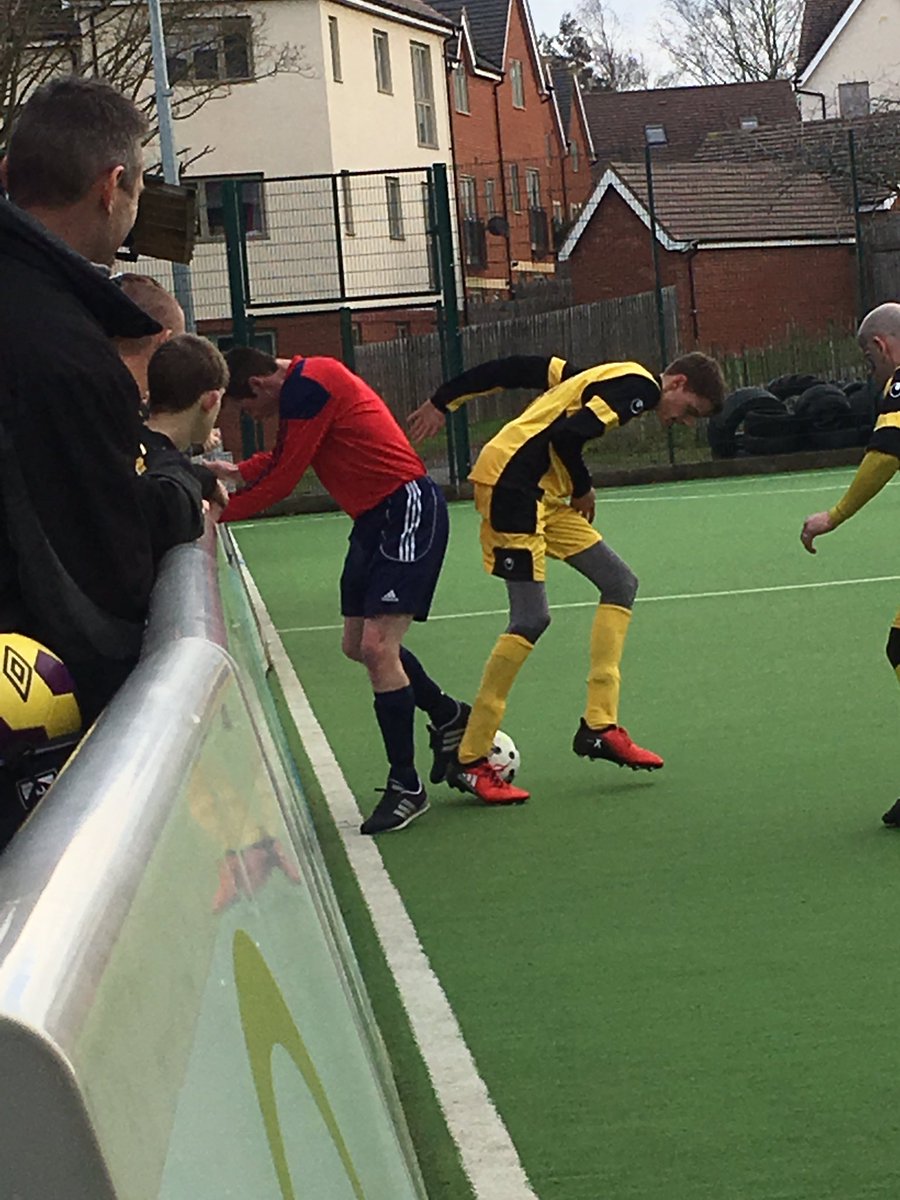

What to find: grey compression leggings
left=506, top=541, right=638, bottom=644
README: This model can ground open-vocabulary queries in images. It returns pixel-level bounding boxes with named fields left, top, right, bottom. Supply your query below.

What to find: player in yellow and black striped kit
left=801, top=302, right=900, bottom=826
left=408, top=350, right=726, bottom=804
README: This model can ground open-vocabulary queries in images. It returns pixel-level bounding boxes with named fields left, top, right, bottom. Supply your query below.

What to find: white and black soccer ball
left=488, top=730, right=520, bottom=783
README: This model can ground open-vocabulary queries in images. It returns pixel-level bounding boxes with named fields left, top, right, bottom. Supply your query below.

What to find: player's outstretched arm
left=408, top=399, right=446, bottom=443
left=801, top=450, right=899, bottom=553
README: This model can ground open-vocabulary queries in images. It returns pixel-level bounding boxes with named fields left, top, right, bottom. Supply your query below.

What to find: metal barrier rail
left=0, top=523, right=425, bottom=1200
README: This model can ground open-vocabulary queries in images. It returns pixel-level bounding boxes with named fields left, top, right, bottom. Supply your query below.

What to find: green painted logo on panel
left=233, top=930, right=366, bottom=1200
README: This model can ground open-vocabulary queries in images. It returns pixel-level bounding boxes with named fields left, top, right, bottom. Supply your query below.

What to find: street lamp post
left=147, top=0, right=196, bottom=329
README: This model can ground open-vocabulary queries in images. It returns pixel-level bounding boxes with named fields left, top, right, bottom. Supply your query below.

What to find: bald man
left=801, top=302, right=900, bottom=824
left=115, top=273, right=186, bottom=407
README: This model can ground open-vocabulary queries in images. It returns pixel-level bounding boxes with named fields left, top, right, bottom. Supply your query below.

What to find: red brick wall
left=562, top=105, right=593, bottom=218
left=451, top=0, right=568, bottom=297
left=567, top=188, right=857, bottom=353
left=449, top=55, right=511, bottom=286
left=689, top=244, right=857, bottom=350
left=497, top=0, right=566, bottom=271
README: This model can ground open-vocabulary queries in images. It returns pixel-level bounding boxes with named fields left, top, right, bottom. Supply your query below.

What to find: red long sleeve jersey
left=221, top=356, right=426, bottom=522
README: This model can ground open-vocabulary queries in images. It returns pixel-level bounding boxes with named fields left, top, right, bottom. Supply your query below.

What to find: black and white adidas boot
left=427, top=701, right=472, bottom=784
left=360, top=779, right=429, bottom=835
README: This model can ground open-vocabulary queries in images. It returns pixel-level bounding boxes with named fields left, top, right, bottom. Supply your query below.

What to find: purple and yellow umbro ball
left=0, top=634, right=81, bottom=754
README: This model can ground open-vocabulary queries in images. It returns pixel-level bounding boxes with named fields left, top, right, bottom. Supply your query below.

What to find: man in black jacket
left=0, top=78, right=204, bottom=723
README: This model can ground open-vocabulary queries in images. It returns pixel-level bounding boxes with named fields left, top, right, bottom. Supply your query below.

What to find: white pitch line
left=232, top=477, right=895, bottom=530
left=279, top=574, right=900, bottom=635
left=239, top=567, right=538, bottom=1200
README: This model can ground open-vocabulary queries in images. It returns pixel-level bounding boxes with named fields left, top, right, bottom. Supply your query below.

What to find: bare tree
left=540, top=2, right=649, bottom=92
left=1, top=0, right=311, bottom=157
left=657, top=0, right=802, bottom=85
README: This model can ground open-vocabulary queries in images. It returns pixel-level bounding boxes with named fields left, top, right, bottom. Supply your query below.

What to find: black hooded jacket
left=0, top=199, right=203, bottom=709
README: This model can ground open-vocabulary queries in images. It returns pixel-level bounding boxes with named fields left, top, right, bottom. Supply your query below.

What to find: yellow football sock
left=458, top=633, right=534, bottom=763
left=585, top=603, right=632, bottom=729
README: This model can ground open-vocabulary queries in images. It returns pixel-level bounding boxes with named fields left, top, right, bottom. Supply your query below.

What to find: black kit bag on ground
left=844, top=378, right=880, bottom=441
left=741, top=406, right=807, bottom=456
left=766, top=373, right=824, bottom=402
left=707, top=387, right=785, bottom=458
left=794, top=383, right=857, bottom=450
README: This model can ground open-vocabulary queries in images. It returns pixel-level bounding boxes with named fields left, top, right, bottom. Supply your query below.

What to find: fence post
left=848, top=129, right=867, bottom=320
left=339, top=306, right=356, bottom=370
left=432, top=162, right=470, bottom=484
left=222, top=180, right=258, bottom=459
left=644, top=144, right=676, bottom=467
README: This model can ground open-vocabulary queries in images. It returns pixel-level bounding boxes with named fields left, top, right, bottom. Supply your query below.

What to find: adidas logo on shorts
left=380, top=589, right=399, bottom=602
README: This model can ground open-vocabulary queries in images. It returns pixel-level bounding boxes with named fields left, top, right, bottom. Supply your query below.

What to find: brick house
left=429, top=0, right=577, bottom=305
left=582, top=79, right=800, bottom=164
left=558, top=160, right=857, bottom=354
left=549, top=67, right=595, bottom=223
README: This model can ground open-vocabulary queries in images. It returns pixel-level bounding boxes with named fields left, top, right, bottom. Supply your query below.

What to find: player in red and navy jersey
left=209, top=348, right=470, bottom=834
left=801, top=302, right=900, bottom=827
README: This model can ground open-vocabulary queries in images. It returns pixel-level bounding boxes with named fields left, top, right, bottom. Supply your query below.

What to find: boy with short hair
left=139, top=334, right=229, bottom=535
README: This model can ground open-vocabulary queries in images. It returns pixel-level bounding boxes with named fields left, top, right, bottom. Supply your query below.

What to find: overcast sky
left=528, top=0, right=675, bottom=83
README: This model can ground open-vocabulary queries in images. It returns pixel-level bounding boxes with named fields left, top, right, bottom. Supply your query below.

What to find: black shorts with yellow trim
left=473, top=483, right=601, bottom=583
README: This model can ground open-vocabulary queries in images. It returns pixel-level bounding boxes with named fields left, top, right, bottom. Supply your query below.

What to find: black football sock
left=373, top=685, right=419, bottom=791
left=399, top=647, right=458, bottom=726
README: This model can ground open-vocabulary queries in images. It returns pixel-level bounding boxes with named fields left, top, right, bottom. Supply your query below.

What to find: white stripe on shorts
left=400, top=479, right=422, bottom=562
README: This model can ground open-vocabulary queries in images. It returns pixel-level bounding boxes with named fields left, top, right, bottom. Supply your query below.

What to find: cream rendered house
left=797, top=0, right=900, bottom=120
left=140, top=0, right=454, bottom=319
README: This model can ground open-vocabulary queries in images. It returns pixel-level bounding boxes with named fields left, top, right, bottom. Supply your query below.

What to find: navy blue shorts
left=340, top=476, right=449, bottom=622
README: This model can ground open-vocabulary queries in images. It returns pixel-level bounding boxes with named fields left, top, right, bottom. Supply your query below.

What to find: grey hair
left=7, top=77, right=147, bottom=208
left=858, top=303, right=900, bottom=344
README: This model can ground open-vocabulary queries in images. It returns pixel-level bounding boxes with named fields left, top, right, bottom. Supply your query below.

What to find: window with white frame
left=452, top=61, right=469, bottom=113
left=167, top=17, right=253, bottom=84
left=328, top=16, right=342, bottom=82
left=570, top=138, right=580, bottom=173
left=373, top=30, right=392, bottom=93
left=411, top=42, right=438, bottom=147
left=386, top=176, right=405, bottom=239
left=460, top=175, right=478, bottom=218
left=340, top=172, right=355, bottom=236
left=525, top=168, right=540, bottom=209
left=509, top=58, right=524, bottom=108
left=484, top=178, right=498, bottom=215
left=509, top=162, right=521, bottom=212
left=191, top=174, right=266, bottom=242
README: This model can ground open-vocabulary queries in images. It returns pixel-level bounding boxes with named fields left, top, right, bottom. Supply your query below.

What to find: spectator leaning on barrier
left=140, top=333, right=230, bottom=522
left=0, top=77, right=204, bottom=724
left=116, top=273, right=186, bottom=411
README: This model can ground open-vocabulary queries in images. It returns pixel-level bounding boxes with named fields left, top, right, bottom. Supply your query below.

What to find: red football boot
left=572, top=720, right=664, bottom=771
left=448, top=758, right=530, bottom=804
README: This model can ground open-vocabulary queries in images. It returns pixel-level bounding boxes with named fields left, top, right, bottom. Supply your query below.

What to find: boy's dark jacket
left=0, top=199, right=203, bottom=708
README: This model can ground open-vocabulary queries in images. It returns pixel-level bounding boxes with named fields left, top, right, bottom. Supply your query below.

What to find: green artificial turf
left=237, top=468, right=900, bottom=1199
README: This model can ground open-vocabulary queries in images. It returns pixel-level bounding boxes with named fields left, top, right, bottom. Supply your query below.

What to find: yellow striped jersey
left=430, top=355, right=660, bottom=499
left=869, top=368, right=900, bottom=458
